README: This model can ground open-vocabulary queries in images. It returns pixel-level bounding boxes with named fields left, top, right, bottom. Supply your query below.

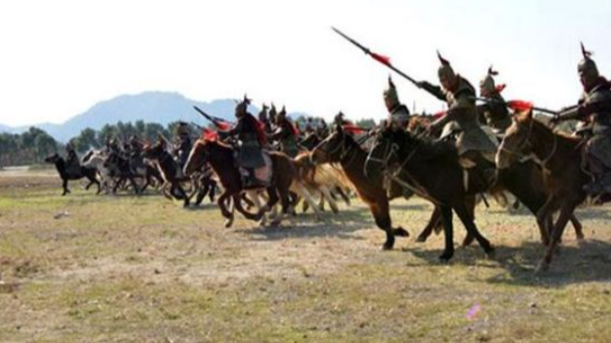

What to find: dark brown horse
left=496, top=110, right=591, bottom=272
left=44, top=153, right=100, bottom=196
left=311, top=124, right=409, bottom=250
left=184, top=138, right=296, bottom=227
left=142, top=139, right=191, bottom=207
left=365, top=127, right=495, bottom=261
left=405, top=116, right=583, bottom=246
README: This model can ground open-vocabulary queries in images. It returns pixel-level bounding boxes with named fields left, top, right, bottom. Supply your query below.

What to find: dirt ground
left=1, top=169, right=610, bottom=342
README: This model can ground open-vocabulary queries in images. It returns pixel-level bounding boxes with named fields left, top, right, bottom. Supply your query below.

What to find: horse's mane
left=521, top=115, right=581, bottom=144
left=394, top=130, right=458, bottom=161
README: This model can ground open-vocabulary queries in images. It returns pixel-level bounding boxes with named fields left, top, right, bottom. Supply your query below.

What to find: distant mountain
left=0, top=91, right=308, bottom=142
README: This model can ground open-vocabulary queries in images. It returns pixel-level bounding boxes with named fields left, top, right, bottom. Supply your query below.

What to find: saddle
left=238, top=150, right=273, bottom=188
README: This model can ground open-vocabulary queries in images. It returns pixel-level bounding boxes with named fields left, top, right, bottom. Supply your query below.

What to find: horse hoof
left=485, top=248, right=496, bottom=259
left=393, top=228, right=409, bottom=238
left=382, top=242, right=394, bottom=251
left=224, top=219, right=234, bottom=228
left=438, top=255, right=452, bottom=264
left=415, top=235, right=428, bottom=243
left=534, top=262, right=549, bottom=274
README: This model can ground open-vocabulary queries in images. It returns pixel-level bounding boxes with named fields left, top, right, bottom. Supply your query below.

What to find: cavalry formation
left=45, top=39, right=611, bottom=274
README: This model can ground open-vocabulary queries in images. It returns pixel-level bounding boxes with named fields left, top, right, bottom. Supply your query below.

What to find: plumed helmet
left=235, top=95, right=251, bottom=117
left=383, top=76, right=400, bottom=111
left=578, top=42, right=599, bottom=85
left=480, top=66, right=498, bottom=96
left=437, top=51, right=456, bottom=84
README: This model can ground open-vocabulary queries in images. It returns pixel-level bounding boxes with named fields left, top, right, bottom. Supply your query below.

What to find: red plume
left=495, top=84, right=507, bottom=93
left=432, top=110, right=447, bottom=119
left=343, top=124, right=367, bottom=135
left=507, top=100, right=534, bottom=112
left=202, top=128, right=219, bottom=142
left=371, top=52, right=391, bottom=66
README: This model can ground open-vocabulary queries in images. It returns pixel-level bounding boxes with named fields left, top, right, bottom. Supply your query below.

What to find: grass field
left=1, top=169, right=610, bottom=342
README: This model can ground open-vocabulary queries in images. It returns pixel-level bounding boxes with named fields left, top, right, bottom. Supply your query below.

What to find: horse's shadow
left=408, top=239, right=611, bottom=287
left=239, top=208, right=373, bottom=241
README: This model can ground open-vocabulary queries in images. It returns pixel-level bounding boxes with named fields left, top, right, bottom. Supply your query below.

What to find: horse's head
left=496, top=110, right=535, bottom=169
left=44, top=153, right=60, bottom=164
left=311, top=121, right=352, bottom=165
left=142, top=137, right=168, bottom=161
left=184, top=139, right=209, bottom=176
left=365, top=125, right=402, bottom=178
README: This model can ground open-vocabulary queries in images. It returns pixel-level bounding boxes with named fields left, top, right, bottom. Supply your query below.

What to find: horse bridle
left=317, top=132, right=358, bottom=166
left=500, top=118, right=558, bottom=165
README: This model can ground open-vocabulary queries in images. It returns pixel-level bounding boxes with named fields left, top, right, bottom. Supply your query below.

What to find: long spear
left=332, top=27, right=421, bottom=87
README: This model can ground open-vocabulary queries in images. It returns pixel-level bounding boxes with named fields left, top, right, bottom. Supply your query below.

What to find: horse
left=310, top=123, right=409, bottom=251
left=44, top=153, right=100, bottom=196
left=142, top=139, right=192, bottom=207
left=496, top=110, right=592, bottom=272
left=404, top=116, right=583, bottom=245
left=184, top=137, right=296, bottom=227
left=102, top=151, right=143, bottom=195
left=365, top=127, right=495, bottom=261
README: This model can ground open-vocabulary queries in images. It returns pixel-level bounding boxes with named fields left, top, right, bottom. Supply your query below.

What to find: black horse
left=45, top=153, right=100, bottom=196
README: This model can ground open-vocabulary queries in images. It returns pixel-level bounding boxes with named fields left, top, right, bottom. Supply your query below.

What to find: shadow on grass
left=239, top=207, right=381, bottom=241
left=409, top=239, right=611, bottom=287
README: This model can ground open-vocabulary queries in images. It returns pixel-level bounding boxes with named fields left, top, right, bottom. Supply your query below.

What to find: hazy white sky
left=0, top=0, right=610, bottom=126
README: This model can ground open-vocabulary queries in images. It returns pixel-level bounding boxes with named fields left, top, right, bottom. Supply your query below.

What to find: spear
left=473, top=97, right=564, bottom=117
left=331, top=27, right=421, bottom=87
left=192, top=106, right=232, bottom=131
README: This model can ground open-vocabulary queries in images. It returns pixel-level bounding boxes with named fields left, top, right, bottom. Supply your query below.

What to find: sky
left=0, top=0, right=610, bottom=127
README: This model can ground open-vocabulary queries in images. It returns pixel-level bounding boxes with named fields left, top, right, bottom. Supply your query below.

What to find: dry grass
left=0, top=169, right=610, bottom=342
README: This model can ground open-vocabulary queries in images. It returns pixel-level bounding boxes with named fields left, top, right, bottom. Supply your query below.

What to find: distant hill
left=0, top=91, right=307, bottom=142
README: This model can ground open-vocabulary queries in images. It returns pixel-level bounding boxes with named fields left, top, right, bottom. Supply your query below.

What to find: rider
left=174, top=122, right=192, bottom=169
left=226, top=97, right=268, bottom=187
left=65, top=142, right=81, bottom=177
left=270, top=106, right=300, bottom=158
left=258, top=103, right=274, bottom=135
left=384, top=76, right=411, bottom=131
left=478, top=66, right=512, bottom=134
left=418, top=52, right=498, bottom=188
left=551, top=43, right=611, bottom=195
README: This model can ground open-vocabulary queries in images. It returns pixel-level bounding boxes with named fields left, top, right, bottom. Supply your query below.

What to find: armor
left=270, top=107, right=299, bottom=158
left=422, top=76, right=497, bottom=156
left=555, top=44, right=611, bottom=195
left=383, top=76, right=411, bottom=131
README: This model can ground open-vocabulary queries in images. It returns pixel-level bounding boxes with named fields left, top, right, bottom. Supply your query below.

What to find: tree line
left=1, top=116, right=374, bottom=168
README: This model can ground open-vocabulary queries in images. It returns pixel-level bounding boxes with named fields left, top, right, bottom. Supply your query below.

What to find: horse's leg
left=438, top=205, right=455, bottom=262
left=295, top=183, right=322, bottom=220
left=453, top=201, right=495, bottom=258
left=62, top=178, right=69, bottom=196
left=416, top=206, right=442, bottom=243
left=335, top=186, right=351, bottom=206
left=175, top=183, right=190, bottom=207
left=209, top=182, right=216, bottom=203
left=320, top=186, right=339, bottom=214
left=216, top=191, right=234, bottom=228
left=537, top=203, right=578, bottom=273
left=570, top=214, right=585, bottom=241
left=195, top=182, right=209, bottom=206
left=536, top=196, right=560, bottom=247
left=233, top=193, right=263, bottom=222
left=369, top=199, right=399, bottom=250
left=461, top=196, right=478, bottom=247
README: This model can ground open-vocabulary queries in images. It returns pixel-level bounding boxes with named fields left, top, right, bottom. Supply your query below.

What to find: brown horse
left=184, top=138, right=296, bottom=227
left=311, top=124, right=409, bottom=251
left=496, top=110, right=591, bottom=272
